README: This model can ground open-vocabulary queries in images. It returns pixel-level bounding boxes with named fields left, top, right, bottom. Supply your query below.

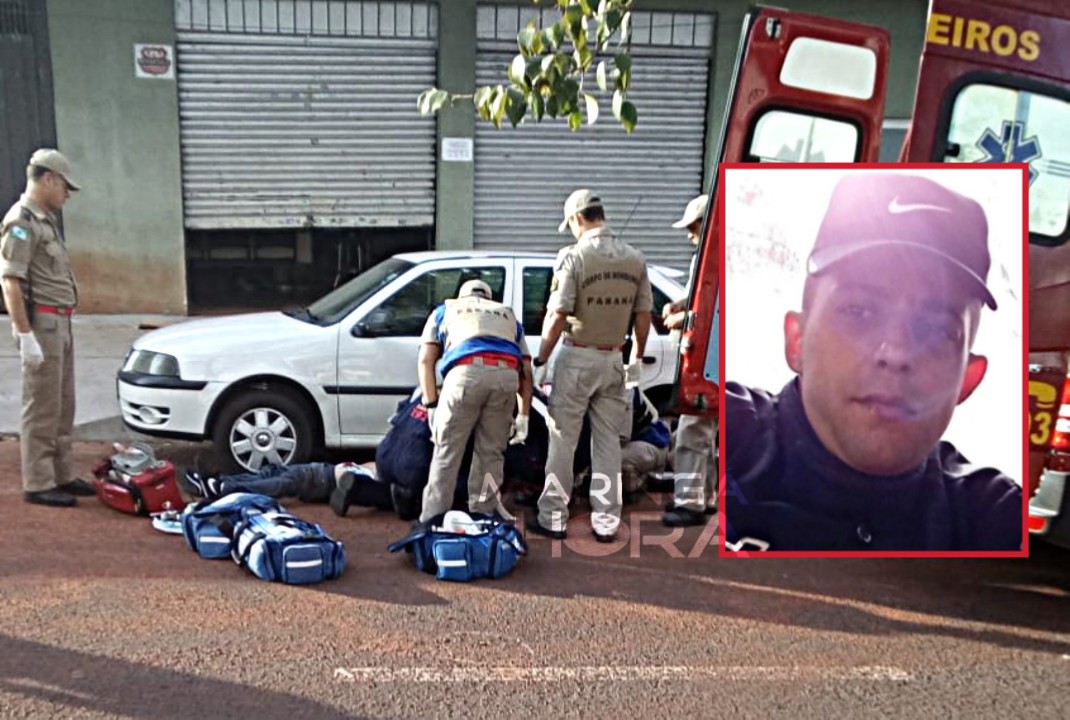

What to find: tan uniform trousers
left=419, top=362, right=519, bottom=523
left=673, top=414, right=717, bottom=512
left=21, top=312, right=76, bottom=493
left=538, top=344, right=627, bottom=536
left=622, top=440, right=669, bottom=496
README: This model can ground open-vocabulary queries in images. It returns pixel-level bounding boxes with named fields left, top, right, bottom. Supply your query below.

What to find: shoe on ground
left=329, top=471, right=357, bottom=517
left=662, top=506, right=709, bottom=527
left=593, top=528, right=616, bottom=544
left=525, top=515, right=566, bottom=540
left=57, top=478, right=96, bottom=497
left=24, top=489, right=77, bottom=507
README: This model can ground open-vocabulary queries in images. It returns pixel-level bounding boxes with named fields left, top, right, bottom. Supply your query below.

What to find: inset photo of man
left=722, top=165, right=1026, bottom=554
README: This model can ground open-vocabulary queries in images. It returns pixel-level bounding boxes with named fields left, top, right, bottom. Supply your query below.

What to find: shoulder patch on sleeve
left=10, top=225, right=29, bottom=241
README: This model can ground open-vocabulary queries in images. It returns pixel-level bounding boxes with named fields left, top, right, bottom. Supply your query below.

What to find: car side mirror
left=351, top=309, right=390, bottom=338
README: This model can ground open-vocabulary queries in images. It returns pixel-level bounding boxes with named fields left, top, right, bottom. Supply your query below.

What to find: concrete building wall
left=46, top=0, right=185, bottom=314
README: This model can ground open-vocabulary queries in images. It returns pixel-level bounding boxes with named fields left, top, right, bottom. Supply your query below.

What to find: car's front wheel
left=212, top=388, right=316, bottom=473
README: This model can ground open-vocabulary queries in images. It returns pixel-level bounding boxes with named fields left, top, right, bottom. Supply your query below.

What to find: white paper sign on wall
left=442, top=138, right=474, bottom=163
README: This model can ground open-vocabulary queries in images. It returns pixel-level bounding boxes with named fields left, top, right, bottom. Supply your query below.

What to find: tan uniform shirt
left=547, top=226, right=653, bottom=346
left=0, top=194, right=78, bottom=307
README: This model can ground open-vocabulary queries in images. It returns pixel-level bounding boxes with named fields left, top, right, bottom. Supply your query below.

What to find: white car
left=118, top=251, right=685, bottom=472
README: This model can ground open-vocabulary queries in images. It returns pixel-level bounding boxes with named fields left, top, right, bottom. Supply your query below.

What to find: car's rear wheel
left=212, top=388, right=315, bottom=473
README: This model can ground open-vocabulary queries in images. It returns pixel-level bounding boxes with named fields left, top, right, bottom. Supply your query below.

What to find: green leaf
left=583, top=92, right=599, bottom=125
left=428, top=89, right=450, bottom=113
left=532, top=92, right=545, bottom=121
left=619, top=11, right=632, bottom=45
left=540, top=27, right=559, bottom=51
left=578, top=0, right=592, bottom=14
left=619, top=100, right=637, bottom=132
left=568, top=110, right=583, bottom=131
left=541, top=54, right=556, bottom=73
left=596, top=61, right=608, bottom=92
left=612, top=88, right=624, bottom=120
left=573, top=44, right=592, bottom=70
left=618, top=68, right=631, bottom=92
left=506, top=88, right=528, bottom=127
left=518, top=26, right=538, bottom=56
left=491, top=86, right=508, bottom=128
left=553, top=52, right=572, bottom=77
left=509, top=54, right=528, bottom=88
left=416, top=88, right=433, bottom=115
left=559, top=78, right=580, bottom=113
left=545, top=93, right=559, bottom=118
left=614, top=53, right=632, bottom=73
left=605, top=9, right=622, bottom=33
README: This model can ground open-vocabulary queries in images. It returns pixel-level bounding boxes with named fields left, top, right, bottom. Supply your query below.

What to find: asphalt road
left=1, top=440, right=1067, bottom=720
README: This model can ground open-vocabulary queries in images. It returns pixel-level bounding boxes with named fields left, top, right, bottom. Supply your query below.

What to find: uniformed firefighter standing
left=417, top=279, right=534, bottom=523
left=530, top=189, right=653, bottom=542
left=662, top=194, right=717, bottom=527
left=1, top=149, right=93, bottom=508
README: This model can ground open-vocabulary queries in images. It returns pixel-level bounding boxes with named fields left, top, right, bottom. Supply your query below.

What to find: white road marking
left=333, top=666, right=913, bottom=682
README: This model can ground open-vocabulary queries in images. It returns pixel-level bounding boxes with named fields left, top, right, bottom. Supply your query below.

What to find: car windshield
left=301, top=257, right=416, bottom=325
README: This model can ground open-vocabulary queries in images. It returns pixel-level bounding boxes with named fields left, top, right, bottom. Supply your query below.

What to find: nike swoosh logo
left=888, top=197, right=952, bottom=214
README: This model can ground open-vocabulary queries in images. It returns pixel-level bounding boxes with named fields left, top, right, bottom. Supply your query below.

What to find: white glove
left=623, top=362, right=641, bottom=389
left=509, top=414, right=529, bottom=445
left=18, top=331, right=43, bottom=368
left=425, top=405, right=436, bottom=431
left=532, top=362, right=548, bottom=388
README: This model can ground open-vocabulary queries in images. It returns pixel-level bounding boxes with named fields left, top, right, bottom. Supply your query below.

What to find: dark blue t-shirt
left=725, top=379, right=1023, bottom=551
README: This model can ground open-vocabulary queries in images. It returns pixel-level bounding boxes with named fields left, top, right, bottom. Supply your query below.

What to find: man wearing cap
left=725, top=172, right=1022, bottom=551
left=1, top=149, right=92, bottom=508
left=528, top=189, right=653, bottom=542
left=417, top=279, right=534, bottom=524
left=660, top=194, right=718, bottom=527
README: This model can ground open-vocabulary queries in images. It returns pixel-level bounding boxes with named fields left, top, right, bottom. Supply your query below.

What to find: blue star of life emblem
left=975, top=120, right=1042, bottom=185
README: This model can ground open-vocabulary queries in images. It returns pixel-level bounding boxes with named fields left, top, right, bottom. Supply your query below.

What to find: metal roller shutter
left=474, top=7, right=714, bottom=270
left=174, top=1, right=437, bottom=230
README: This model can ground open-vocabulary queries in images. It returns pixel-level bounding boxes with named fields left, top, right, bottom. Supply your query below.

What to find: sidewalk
left=0, top=314, right=186, bottom=441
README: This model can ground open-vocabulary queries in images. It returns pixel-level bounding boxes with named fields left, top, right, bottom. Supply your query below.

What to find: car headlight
left=123, top=349, right=181, bottom=377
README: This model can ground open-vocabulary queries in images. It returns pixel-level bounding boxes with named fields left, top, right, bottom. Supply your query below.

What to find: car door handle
left=642, top=355, right=657, bottom=365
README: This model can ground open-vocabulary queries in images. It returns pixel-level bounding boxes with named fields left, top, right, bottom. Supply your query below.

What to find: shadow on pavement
left=0, top=634, right=357, bottom=719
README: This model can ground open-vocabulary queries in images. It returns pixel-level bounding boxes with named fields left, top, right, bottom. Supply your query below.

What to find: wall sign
left=442, top=137, right=474, bottom=163
left=135, top=44, right=174, bottom=80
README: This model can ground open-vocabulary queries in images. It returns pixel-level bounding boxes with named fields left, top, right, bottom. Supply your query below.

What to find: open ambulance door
left=675, top=6, right=890, bottom=415
left=899, top=0, right=1070, bottom=530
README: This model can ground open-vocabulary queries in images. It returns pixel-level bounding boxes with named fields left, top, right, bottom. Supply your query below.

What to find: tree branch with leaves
left=417, top=0, right=638, bottom=132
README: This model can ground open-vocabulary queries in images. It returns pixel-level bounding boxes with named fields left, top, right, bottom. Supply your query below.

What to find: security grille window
left=472, top=5, right=715, bottom=270
left=173, top=0, right=438, bottom=230
left=942, top=82, right=1070, bottom=243
left=0, top=1, right=30, bottom=35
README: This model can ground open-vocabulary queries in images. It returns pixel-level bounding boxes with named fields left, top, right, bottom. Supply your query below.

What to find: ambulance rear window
left=941, top=83, right=1070, bottom=244
left=747, top=109, right=859, bottom=163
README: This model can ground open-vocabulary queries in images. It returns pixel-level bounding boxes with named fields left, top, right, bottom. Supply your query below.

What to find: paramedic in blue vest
left=660, top=194, right=718, bottom=527
left=726, top=173, right=1022, bottom=551
left=529, top=189, right=653, bottom=542
left=1, top=149, right=94, bottom=508
left=417, top=279, right=533, bottom=524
